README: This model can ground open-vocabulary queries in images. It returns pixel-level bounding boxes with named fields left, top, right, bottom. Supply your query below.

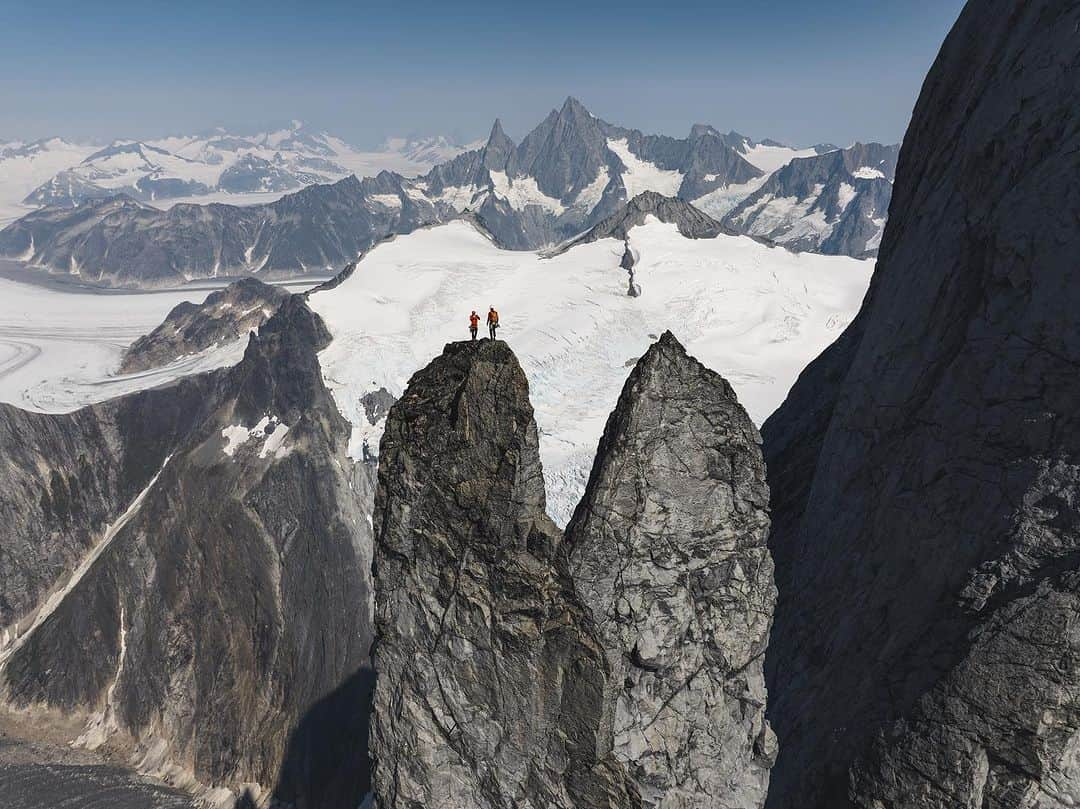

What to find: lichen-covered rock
left=761, top=1, right=1080, bottom=806
left=566, top=331, right=775, bottom=809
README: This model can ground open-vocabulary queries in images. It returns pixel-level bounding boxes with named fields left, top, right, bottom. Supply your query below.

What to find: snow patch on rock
left=853, top=166, right=886, bottom=180
left=489, top=170, right=566, bottom=214
left=221, top=414, right=291, bottom=459
left=572, top=167, right=611, bottom=211
left=369, top=193, right=402, bottom=210
left=741, top=143, right=822, bottom=174
left=837, top=182, right=858, bottom=212
left=607, top=139, right=684, bottom=199
left=693, top=175, right=770, bottom=219
left=434, top=184, right=484, bottom=212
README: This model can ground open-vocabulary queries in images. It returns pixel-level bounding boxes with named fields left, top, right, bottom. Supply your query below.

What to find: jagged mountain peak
left=653, top=327, right=687, bottom=353
left=687, top=124, right=754, bottom=148
left=120, top=277, right=290, bottom=374
left=508, top=96, right=610, bottom=199
left=481, top=118, right=515, bottom=169
left=0, top=291, right=373, bottom=806
left=564, top=327, right=775, bottom=805
left=559, top=95, right=594, bottom=119
left=2, top=101, right=894, bottom=285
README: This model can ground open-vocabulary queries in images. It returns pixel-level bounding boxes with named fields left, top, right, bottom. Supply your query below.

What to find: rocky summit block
left=566, top=331, right=776, bottom=809
left=371, top=334, right=776, bottom=809
left=371, top=339, right=636, bottom=809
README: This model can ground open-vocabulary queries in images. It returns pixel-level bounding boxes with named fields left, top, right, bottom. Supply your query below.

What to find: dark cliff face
left=0, top=296, right=374, bottom=807
left=566, top=331, right=776, bottom=807
left=371, top=334, right=776, bottom=808
left=761, top=1, right=1080, bottom=807
left=0, top=383, right=215, bottom=635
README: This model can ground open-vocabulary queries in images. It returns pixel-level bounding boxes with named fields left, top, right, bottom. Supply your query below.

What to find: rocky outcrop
left=370, top=339, right=637, bottom=809
left=552, top=192, right=738, bottom=255
left=119, top=277, right=291, bottom=373
left=0, top=296, right=375, bottom=806
left=761, top=1, right=1080, bottom=806
left=566, top=332, right=776, bottom=808
left=371, top=334, right=775, bottom=808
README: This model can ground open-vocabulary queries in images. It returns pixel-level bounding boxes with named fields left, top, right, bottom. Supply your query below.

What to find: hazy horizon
left=4, top=1, right=966, bottom=149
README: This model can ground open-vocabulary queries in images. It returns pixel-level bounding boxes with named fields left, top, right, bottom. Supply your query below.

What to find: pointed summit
left=566, top=328, right=775, bottom=808
left=509, top=96, right=609, bottom=198
left=370, top=338, right=637, bottom=809
left=481, top=118, right=514, bottom=170
left=560, top=95, right=592, bottom=118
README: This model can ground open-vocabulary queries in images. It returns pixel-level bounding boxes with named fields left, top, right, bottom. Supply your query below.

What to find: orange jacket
left=487, top=309, right=499, bottom=325
left=469, top=313, right=480, bottom=328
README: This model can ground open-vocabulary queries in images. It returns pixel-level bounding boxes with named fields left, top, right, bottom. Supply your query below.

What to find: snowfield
left=309, top=218, right=872, bottom=524
left=741, top=143, right=822, bottom=174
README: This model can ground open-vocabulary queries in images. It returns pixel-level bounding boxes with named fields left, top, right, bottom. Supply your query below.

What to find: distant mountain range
left=0, top=100, right=898, bottom=287
left=0, top=124, right=472, bottom=222
left=721, top=141, right=897, bottom=255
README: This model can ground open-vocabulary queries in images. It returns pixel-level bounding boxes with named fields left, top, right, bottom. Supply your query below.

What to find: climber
left=468, top=310, right=480, bottom=341
left=487, top=306, right=499, bottom=340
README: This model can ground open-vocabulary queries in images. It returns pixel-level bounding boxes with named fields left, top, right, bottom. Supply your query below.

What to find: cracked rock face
left=371, top=334, right=774, bottom=808
left=761, top=1, right=1080, bottom=807
left=566, top=331, right=776, bottom=809
left=370, top=339, right=636, bottom=809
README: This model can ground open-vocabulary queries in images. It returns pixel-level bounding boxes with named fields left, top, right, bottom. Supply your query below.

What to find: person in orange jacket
left=468, top=310, right=480, bottom=341
left=487, top=306, right=499, bottom=340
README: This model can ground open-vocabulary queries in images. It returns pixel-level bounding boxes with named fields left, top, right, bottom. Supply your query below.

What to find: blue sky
left=1, top=0, right=966, bottom=148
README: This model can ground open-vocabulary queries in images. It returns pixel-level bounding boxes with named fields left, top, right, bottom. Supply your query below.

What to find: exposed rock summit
left=567, top=331, right=776, bottom=808
left=371, top=333, right=776, bottom=809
